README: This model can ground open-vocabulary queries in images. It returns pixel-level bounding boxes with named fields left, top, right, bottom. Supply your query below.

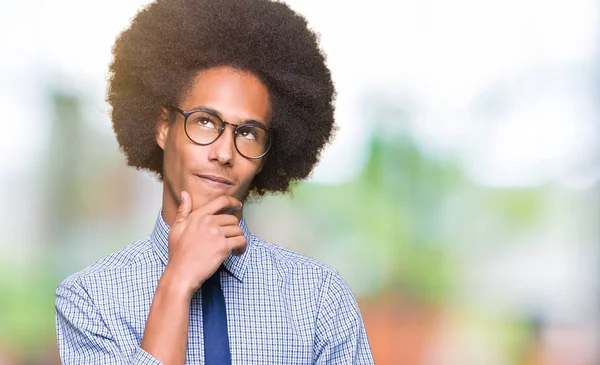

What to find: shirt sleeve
left=313, top=272, right=375, bottom=365
left=55, top=279, right=162, bottom=365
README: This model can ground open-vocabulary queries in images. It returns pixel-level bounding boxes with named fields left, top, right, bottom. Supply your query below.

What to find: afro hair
left=107, top=0, right=336, bottom=197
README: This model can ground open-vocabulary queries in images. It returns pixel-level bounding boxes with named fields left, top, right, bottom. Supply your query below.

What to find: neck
left=161, top=181, right=180, bottom=227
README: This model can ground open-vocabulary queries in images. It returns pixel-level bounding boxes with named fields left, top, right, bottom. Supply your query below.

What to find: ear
left=156, top=107, right=171, bottom=151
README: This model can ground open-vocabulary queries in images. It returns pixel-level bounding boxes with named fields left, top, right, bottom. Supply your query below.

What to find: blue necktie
left=202, top=268, right=231, bottom=364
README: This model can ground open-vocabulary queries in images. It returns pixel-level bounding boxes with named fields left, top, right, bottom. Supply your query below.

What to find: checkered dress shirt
left=55, top=211, right=374, bottom=364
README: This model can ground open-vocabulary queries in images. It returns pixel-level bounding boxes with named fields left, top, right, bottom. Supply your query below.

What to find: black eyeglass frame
left=166, top=105, right=272, bottom=159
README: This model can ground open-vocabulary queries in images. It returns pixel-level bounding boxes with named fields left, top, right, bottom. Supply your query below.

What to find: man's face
left=156, top=66, right=271, bottom=216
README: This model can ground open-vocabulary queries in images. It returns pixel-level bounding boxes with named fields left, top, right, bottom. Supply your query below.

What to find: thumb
left=174, top=191, right=192, bottom=224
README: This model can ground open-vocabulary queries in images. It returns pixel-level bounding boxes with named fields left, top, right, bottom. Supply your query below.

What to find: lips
left=195, top=174, right=234, bottom=187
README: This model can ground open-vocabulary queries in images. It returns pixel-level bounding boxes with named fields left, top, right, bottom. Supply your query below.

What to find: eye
left=239, top=129, right=256, bottom=140
left=237, top=126, right=261, bottom=141
left=191, top=115, right=218, bottom=130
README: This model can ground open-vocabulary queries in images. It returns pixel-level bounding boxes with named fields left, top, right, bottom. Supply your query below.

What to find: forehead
left=179, top=67, right=271, bottom=125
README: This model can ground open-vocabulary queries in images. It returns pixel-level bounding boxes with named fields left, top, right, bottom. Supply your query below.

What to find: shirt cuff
left=132, top=347, right=163, bottom=365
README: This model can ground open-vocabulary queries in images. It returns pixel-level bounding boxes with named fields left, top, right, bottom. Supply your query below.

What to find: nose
left=208, top=124, right=236, bottom=165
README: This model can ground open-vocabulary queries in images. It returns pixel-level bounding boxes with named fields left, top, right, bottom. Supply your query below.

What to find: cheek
left=164, top=132, right=191, bottom=179
left=240, top=162, right=263, bottom=186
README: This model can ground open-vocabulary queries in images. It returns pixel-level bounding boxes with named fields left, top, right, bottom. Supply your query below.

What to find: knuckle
left=219, top=196, right=230, bottom=206
left=198, top=215, right=211, bottom=226
left=209, top=226, right=220, bottom=236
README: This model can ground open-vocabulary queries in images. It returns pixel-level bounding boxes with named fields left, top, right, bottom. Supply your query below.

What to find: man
left=55, top=0, right=374, bottom=364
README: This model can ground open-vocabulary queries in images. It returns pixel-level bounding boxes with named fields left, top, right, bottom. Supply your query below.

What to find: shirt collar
left=150, top=209, right=252, bottom=282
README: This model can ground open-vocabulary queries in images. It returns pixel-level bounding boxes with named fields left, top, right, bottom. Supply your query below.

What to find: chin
left=192, top=188, right=235, bottom=204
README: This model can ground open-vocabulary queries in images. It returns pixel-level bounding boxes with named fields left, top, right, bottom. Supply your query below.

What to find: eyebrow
left=188, top=105, right=268, bottom=128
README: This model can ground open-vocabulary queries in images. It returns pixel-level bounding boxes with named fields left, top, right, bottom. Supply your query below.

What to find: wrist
left=158, top=267, right=196, bottom=301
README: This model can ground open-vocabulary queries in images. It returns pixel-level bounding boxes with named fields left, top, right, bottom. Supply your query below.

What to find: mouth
left=195, top=174, right=234, bottom=189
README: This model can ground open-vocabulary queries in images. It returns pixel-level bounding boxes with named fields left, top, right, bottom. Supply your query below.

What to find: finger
left=220, top=225, right=244, bottom=238
left=174, top=191, right=192, bottom=224
left=213, top=214, right=240, bottom=227
left=228, top=236, right=247, bottom=256
left=201, top=195, right=242, bottom=216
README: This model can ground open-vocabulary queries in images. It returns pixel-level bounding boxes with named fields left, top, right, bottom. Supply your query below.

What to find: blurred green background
left=1, top=0, right=599, bottom=364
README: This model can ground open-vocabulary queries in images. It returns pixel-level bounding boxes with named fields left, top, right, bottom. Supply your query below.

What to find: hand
left=162, top=191, right=246, bottom=297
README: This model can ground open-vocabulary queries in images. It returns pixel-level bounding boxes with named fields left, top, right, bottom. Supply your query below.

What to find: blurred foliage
left=286, top=99, right=550, bottom=305
left=291, top=132, right=464, bottom=303
left=0, top=261, right=56, bottom=357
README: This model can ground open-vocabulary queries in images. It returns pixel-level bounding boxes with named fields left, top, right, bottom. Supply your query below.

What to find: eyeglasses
left=166, top=105, right=271, bottom=159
